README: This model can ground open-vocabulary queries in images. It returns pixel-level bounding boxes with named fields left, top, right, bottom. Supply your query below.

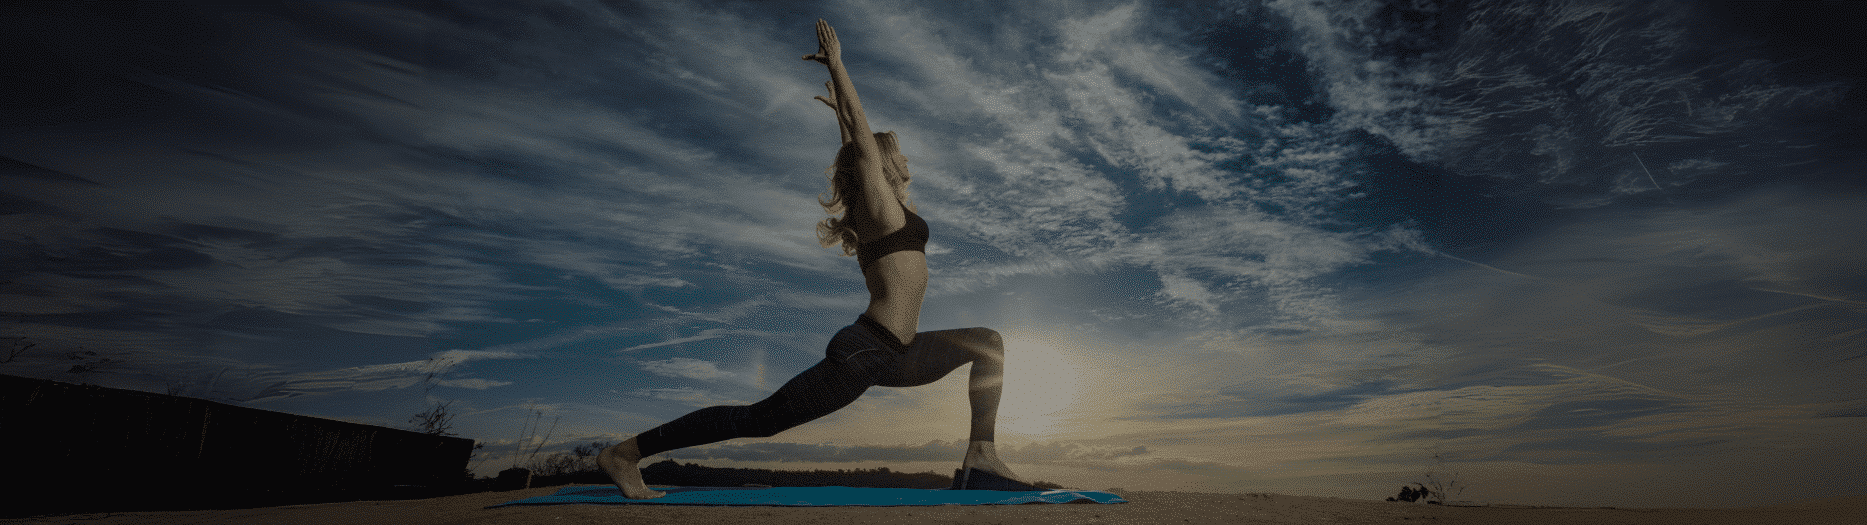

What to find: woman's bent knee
left=969, top=327, right=1002, bottom=346
left=971, top=327, right=1003, bottom=352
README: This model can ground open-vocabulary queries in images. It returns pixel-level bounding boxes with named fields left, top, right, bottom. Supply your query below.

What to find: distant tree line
left=637, top=459, right=974, bottom=489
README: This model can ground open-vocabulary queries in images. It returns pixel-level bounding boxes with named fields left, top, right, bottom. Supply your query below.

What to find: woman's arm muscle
left=812, top=20, right=903, bottom=239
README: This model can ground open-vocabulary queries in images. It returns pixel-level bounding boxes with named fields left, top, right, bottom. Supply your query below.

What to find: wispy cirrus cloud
left=1264, top=0, right=1851, bottom=204
left=630, top=387, right=746, bottom=408
left=244, top=349, right=535, bottom=402
left=619, top=329, right=731, bottom=353
left=637, top=357, right=736, bottom=381
left=792, top=0, right=1421, bottom=329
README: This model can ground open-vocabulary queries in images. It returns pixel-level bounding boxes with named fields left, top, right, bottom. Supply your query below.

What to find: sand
left=10, top=487, right=1864, bottom=524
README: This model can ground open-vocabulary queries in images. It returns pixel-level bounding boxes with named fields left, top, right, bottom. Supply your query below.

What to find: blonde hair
left=818, top=132, right=912, bottom=255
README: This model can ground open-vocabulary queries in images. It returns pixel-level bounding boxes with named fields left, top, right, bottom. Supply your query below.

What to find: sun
left=997, top=332, right=1083, bottom=438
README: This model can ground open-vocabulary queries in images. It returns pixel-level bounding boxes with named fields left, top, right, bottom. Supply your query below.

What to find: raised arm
left=815, top=81, right=852, bottom=145
left=804, top=19, right=903, bottom=238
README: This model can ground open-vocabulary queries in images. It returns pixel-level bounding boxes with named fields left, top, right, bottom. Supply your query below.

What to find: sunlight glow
left=998, top=332, right=1084, bottom=438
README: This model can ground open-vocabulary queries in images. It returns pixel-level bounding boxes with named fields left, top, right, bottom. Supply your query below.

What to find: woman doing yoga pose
left=598, top=19, right=1039, bottom=499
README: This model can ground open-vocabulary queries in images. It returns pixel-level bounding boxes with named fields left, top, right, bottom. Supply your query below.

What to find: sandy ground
left=10, top=487, right=1865, bottom=524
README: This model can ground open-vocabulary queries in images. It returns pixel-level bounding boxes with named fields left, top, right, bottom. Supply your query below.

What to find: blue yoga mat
left=489, top=485, right=1128, bottom=507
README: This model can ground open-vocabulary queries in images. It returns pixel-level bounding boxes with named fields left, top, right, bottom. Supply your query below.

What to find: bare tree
left=510, top=407, right=537, bottom=469
left=508, top=407, right=560, bottom=470
left=410, top=398, right=459, bottom=436
left=64, top=346, right=119, bottom=383
left=573, top=441, right=614, bottom=473
left=465, top=442, right=487, bottom=478
left=1420, top=449, right=1465, bottom=505
left=2, top=334, right=32, bottom=364
left=526, top=414, right=560, bottom=466
left=2, top=291, right=36, bottom=364
left=520, top=440, right=614, bottom=478
left=530, top=452, right=579, bottom=477
left=409, top=360, right=459, bottom=436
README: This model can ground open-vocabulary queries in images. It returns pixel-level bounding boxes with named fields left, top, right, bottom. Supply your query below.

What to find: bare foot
left=598, top=438, right=665, bottom=499
left=960, top=440, right=1031, bottom=484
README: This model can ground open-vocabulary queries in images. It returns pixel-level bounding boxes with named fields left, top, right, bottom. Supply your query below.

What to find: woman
left=598, top=19, right=1039, bottom=499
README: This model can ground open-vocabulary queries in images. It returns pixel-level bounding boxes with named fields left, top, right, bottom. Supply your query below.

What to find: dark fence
left=0, top=374, right=475, bottom=517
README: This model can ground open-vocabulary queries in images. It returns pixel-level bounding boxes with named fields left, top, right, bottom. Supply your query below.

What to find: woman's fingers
left=815, top=19, right=839, bottom=57
left=817, top=80, right=837, bottom=109
left=803, top=20, right=840, bottom=65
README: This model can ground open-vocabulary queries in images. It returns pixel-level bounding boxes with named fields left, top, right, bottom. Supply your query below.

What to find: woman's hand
left=815, top=81, right=836, bottom=109
left=801, top=19, right=841, bottom=64
left=818, top=81, right=851, bottom=144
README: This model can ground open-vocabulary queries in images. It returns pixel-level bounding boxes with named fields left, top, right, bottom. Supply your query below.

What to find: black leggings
left=633, top=316, right=974, bottom=457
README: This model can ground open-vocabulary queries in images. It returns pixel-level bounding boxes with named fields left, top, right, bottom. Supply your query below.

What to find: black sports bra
left=856, top=208, right=929, bottom=268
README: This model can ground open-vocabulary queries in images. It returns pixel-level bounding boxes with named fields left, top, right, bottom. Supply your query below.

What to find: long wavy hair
left=818, top=131, right=912, bottom=256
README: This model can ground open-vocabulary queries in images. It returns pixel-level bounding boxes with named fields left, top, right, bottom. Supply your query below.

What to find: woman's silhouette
left=598, top=19, right=1039, bottom=499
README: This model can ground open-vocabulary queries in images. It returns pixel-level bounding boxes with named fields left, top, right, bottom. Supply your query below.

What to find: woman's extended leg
left=880, top=327, right=1036, bottom=488
left=600, top=351, right=882, bottom=499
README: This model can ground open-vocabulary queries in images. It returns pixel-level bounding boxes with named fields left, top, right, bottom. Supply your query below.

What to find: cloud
left=630, top=387, right=744, bottom=407
left=620, top=329, right=730, bottom=352
left=673, top=440, right=963, bottom=463
left=1156, top=271, right=1221, bottom=314
left=431, top=349, right=534, bottom=368
left=788, top=0, right=1420, bottom=328
left=435, top=378, right=513, bottom=390
left=1265, top=0, right=1851, bottom=201
left=0, top=0, right=1440, bottom=408
left=1245, top=188, right=1867, bottom=478
left=242, top=348, right=535, bottom=401
left=1009, top=442, right=1154, bottom=461
left=637, top=357, right=736, bottom=381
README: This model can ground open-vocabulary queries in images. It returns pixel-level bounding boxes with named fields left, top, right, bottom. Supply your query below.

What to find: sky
left=3, top=0, right=1864, bottom=509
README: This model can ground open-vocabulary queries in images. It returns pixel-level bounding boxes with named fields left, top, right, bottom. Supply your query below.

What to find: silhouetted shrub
left=494, top=468, right=533, bottom=491
left=1388, top=483, right=1430, bottom=503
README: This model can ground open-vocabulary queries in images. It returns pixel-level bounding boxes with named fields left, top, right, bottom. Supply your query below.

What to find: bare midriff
left=861, top=250, right=927, bottom=346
